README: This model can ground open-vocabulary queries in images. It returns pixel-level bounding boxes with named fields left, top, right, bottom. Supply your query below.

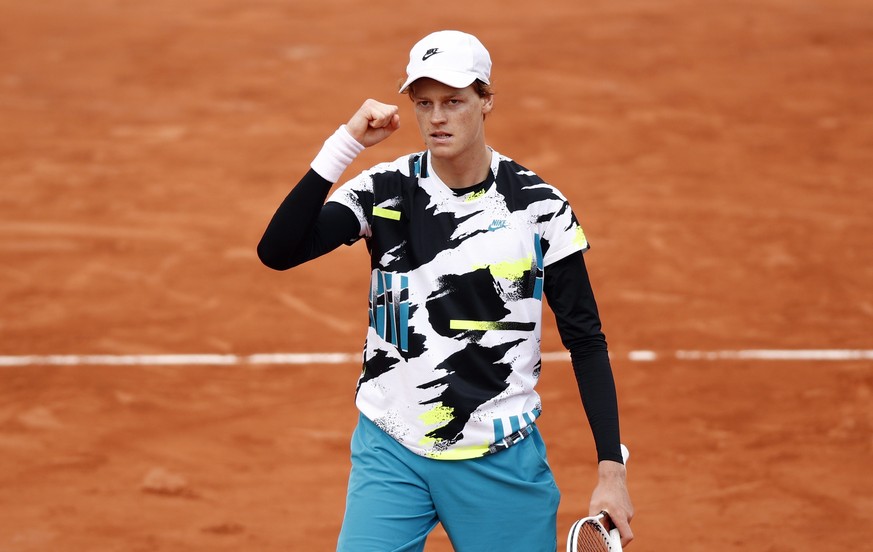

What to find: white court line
left=0, top=350, right=871, bottom=367
left=0, top=353, right=357, bottom=367
left=676, top=349, right=873, bottom=361
left=628, top=350, right=658, bottom=362
left=0, top=354, right=241, bottom=367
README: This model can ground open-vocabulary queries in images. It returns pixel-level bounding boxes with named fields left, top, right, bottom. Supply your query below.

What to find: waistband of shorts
left=487, top=423, right=535, bottom=455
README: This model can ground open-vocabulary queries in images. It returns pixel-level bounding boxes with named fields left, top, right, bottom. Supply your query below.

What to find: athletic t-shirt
left=327, top=149, right=589, bottom=459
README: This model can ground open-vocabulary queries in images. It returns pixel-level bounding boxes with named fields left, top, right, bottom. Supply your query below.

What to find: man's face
left=410, top=78, right=493, bottom=163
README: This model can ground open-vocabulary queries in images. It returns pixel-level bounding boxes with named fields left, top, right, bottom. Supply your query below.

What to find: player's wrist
left=597, top=460, right=627, bottom=480
left=310, top=125, right=365, bottom=183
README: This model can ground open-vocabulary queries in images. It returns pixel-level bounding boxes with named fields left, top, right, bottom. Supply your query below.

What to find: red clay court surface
left=1, top=0, right=872, bottom=550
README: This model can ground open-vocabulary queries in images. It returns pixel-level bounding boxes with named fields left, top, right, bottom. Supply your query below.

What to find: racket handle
left=620, top=443, right=629, bottom=464
left=608, top=527, right=623, bottom=551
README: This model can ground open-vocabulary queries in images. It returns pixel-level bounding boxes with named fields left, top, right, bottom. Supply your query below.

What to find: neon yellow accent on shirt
left=417, top=402, right=491, bottom=459
left=476, top=256, right=533, bottom=280
left=450, top=320, right=502, bottom=331
left=419, top=404, right=455, bottom=426
left=418, top=405, right=455, bottom=449
left=373, top=206, right=401, bottom=220
left=465, top=189, right=486, bottom=202
left=426, top=444, right=491, bottom=460
left=574, top=225, right=588, bottom=248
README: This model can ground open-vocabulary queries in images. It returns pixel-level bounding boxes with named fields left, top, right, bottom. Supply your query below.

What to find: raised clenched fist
left=345, top=99, right=401, bottom=148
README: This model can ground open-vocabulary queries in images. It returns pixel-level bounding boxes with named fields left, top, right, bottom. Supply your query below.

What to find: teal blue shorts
left=337, top=413, right=561, bottom=551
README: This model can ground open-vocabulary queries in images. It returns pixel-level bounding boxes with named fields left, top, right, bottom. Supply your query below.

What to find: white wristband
left=310, top=125, right=365, bottom=183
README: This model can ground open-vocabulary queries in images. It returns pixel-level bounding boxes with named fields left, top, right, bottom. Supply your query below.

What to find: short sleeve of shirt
left=326, top=170, right=377, bottom=241
left=540, top=194, right=590, bottom=267
left=327, top=157, right=415, bottom=244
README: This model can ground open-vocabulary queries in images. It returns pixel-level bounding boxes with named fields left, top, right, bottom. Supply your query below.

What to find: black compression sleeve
left=257, top=169, right=361, bottom=270
left=543, top=251, right=623, bottom=464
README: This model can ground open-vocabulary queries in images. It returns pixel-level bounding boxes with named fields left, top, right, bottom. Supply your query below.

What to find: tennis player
left=258, top=30, right=633, bottom=551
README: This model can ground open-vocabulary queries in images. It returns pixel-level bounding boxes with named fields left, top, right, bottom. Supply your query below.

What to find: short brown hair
left=401, top=79, right=495, bottom=100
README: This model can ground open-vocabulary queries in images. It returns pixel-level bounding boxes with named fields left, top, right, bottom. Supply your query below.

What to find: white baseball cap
left=398, top=30, right=492, bottom=93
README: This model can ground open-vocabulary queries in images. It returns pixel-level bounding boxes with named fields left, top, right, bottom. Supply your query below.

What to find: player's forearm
left=257, top=127, right=364, bottom=270
left=257, top=170, right=333, bottom=270
left=543, top=252, right=623, bottom=463
left=571, top=349, right=623, bottom=464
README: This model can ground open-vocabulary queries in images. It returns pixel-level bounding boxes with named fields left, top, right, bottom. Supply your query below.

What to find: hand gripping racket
left=566, top=444, right=630, bottom=552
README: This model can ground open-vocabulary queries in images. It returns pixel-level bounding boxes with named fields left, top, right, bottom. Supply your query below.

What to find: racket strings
left=574, top=521, right=612, bottom=552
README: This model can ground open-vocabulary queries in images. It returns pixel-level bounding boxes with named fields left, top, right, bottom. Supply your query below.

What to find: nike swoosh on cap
left=422, top=48, right=442, bottom=61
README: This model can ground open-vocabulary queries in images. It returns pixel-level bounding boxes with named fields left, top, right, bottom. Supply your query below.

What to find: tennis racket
left=565, top=444, right=630, bottom=552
